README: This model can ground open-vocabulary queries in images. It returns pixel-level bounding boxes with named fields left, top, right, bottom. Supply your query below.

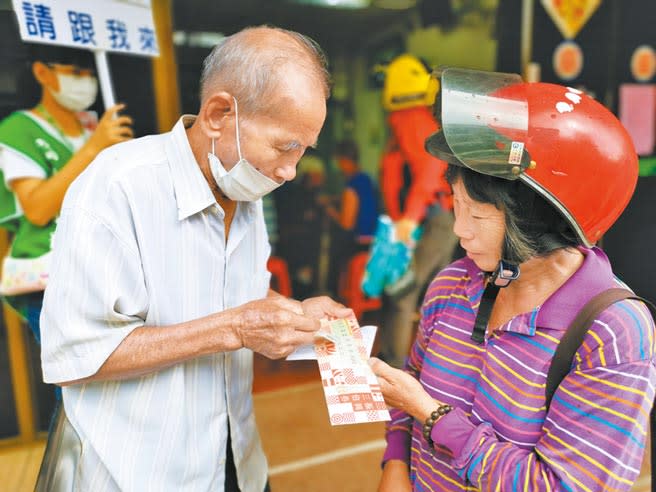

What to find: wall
left=496, top=0, right=656, bottom=299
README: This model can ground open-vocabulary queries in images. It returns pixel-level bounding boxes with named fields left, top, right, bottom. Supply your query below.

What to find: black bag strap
left=546, top=288, right=655, bottom=405
left=471, top=283, right=499, bottom=344
left=545, top=287, right=656, bottom=492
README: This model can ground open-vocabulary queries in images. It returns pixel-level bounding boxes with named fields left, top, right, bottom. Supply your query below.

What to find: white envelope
left=286, top=325, right=378, bottom=361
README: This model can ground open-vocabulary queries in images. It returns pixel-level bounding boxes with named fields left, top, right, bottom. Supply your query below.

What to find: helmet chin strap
left=471, top=260, right=520, bottom=344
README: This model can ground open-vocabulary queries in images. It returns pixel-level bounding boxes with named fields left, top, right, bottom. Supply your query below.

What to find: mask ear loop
left=232, top=97, right=243, bottom=161
left=211, top=138, right=215, bottom=155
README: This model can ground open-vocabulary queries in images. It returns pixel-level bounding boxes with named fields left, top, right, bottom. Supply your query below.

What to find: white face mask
left=49, top=73, right=98, bottom=112
left=207, top=98, right=283, bottom=202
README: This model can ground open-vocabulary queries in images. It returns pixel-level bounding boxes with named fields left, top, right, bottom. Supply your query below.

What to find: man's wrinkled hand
left=235, top=297, right=320, bottom=359
left=301, top=296, right=353, bottom=321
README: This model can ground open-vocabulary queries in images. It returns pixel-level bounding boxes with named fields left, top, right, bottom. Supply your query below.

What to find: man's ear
left=32, top=61, right=57, bottom=91
left=198, top=91, right=234, bottom=140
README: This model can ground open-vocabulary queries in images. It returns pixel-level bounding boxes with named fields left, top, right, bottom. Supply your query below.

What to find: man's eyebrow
left=280, top=140, right=318, bottom=151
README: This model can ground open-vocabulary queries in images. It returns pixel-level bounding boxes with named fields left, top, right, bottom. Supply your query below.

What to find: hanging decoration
left=553, top=40, right=584, bottom=81
left=630, top=45, right=656, bottom=82
left=541, top=0, right=602, bottom=39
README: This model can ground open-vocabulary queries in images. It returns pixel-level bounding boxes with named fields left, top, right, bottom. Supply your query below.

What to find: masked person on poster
left=40, top=26, right=350, bottom=492
left=370, top=67, right=656, bottom=492
left=0, top=46, right=133, bottom=343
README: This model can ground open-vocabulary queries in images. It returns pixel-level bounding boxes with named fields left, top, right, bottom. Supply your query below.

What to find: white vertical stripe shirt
left=41, top=116, right=271, bottom=492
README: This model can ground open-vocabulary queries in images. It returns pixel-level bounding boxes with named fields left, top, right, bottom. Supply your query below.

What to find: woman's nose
left=452, top=214, right=473, bottom=240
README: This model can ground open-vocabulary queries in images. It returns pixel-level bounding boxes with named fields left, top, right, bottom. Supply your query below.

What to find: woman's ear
left=198, top=91, right=234, bottom=140
left=32, top=61, right=58, bottom=91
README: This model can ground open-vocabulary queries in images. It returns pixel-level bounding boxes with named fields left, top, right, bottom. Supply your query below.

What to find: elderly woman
left=370, top=67, right=655, bottom=492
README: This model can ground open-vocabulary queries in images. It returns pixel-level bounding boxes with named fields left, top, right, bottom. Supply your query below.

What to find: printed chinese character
left=138, top=27, right=157, bottom=53
left=22, top=2, right=56, bottom=40
left=106, top=19, right=130, bottom=50
left=68, top=11, right=96, bottom=46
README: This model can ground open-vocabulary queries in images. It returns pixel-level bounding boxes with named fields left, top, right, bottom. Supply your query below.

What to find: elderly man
left=40, top=26, right=348, bottom=492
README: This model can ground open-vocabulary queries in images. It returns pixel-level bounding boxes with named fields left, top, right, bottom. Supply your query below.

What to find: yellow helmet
left=381, top=54, right=439, bottom=112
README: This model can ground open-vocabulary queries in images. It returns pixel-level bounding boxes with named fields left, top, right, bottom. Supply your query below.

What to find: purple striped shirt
left=383, top=247, right=655, bottom=491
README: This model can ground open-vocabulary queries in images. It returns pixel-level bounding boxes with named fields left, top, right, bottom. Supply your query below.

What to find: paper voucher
left=314, top=318, right=390, bottom=426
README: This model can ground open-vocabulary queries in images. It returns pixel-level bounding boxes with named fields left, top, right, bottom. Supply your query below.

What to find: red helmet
left=426, top=67, right=638, bottom=246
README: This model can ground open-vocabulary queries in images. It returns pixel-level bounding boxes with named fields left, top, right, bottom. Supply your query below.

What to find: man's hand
left=301, top=295, right=353, bottom=321
left=233, top=296, right=319, bottom=359
left=84, top=103, right=133, bottom=154
left=368, top=357, right=438, bottom=422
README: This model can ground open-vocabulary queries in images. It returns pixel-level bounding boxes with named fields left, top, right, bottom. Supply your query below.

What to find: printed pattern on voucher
left=314, top=318, right=390, bottom=425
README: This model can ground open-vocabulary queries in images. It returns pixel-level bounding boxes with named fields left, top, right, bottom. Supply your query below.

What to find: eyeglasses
left=47, top=63, right=96, bottom=77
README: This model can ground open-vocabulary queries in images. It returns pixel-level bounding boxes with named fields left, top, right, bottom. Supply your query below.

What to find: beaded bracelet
left=422, top=404, right=453, bottom=449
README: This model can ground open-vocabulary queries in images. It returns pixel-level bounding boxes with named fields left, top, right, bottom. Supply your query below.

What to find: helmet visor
left=427, top=67, right=531, bottom=179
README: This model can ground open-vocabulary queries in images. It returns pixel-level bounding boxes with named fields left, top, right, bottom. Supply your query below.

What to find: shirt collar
left=165, top=115, right=216, bottom=221
left=535, top=246, right=617, bottom=331
left=463, top=246, right=616, bottom=335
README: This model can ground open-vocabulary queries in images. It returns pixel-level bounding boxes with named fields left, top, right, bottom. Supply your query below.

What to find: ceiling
left=171, top=0, right=454, bottom=54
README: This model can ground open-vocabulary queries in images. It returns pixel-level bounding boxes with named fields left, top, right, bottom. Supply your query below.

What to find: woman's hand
left=369, top=357, right=439, bottom=422
left=377, top=460, right=412, bottom=492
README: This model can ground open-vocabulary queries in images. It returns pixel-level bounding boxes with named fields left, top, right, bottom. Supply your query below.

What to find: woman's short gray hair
left=446, top=164, right=580, bottom=265
left=199, top=26, right=330, bottom=115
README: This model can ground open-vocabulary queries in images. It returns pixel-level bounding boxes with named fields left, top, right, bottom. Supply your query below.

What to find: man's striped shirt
left=41, top=116, right=271, bottom=492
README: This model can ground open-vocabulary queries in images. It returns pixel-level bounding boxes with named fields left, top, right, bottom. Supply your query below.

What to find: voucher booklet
left=313, top=318, right=390, bottom=426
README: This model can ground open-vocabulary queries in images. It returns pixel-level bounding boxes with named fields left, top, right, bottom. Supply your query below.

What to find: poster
left=12, top=0, right=158, bottom=57
left=541, top=0, right=601, bottom=39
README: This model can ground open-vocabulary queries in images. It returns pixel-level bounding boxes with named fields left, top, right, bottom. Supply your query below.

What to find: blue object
left=346, top=172, right=379, bottom=239
left=25, top=299, right=42, bottom=343
left=361, top=215, right=421, bottom=297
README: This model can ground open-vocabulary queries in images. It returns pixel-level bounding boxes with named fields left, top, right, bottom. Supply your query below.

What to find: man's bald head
left=199, top=26, right=330, bottom=117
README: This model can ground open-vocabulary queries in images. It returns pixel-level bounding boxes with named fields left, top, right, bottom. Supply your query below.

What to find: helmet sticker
left=508, top=141, right=525, bottom=165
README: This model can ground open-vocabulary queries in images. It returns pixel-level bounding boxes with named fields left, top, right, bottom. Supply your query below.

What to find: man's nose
left=274, top=164, right=297, bottom=182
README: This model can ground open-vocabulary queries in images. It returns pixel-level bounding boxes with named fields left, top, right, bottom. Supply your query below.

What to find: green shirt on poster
left=0, top=110, right=83, bottom=297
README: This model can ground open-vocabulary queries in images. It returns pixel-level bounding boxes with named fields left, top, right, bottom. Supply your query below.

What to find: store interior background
left=0, top=0, right=654, bottom=490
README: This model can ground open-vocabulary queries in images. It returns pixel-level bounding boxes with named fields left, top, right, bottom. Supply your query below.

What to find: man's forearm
left=61, top=310, right=243, bottom=386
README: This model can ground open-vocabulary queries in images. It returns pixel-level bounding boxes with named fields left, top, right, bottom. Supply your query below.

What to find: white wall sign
left=12, top=0, right=159, bottom=57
